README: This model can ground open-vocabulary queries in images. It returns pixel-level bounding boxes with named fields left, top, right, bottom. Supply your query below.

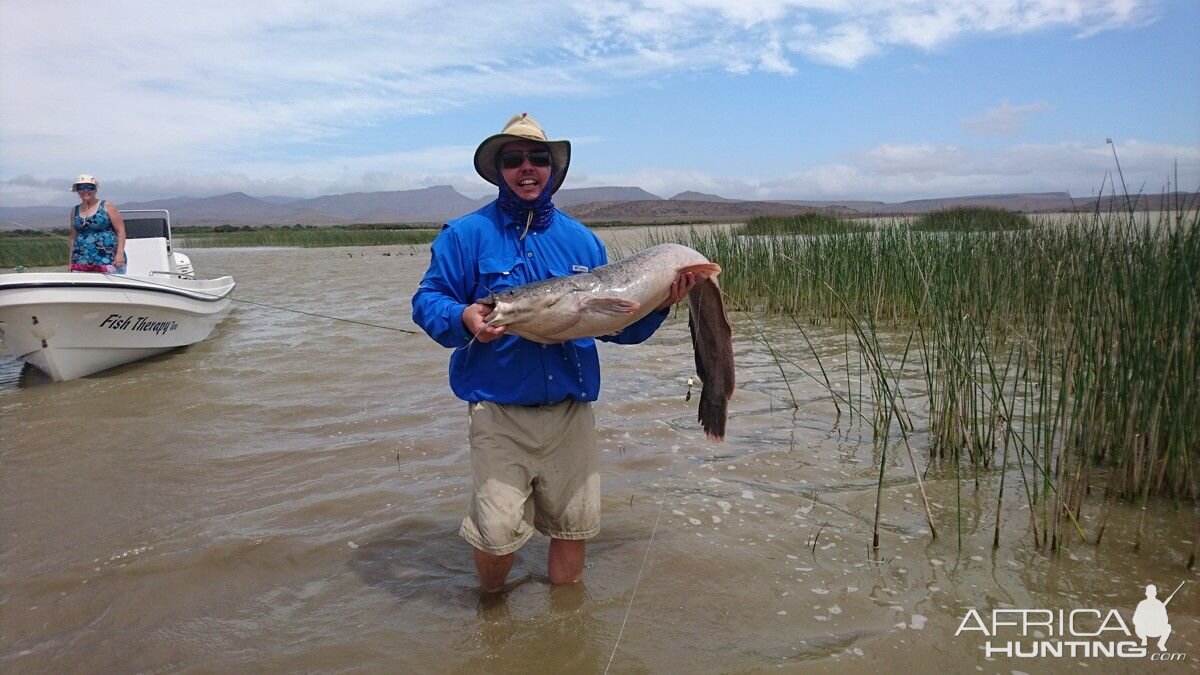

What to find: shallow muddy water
left=2, top=233, right=1197, bottom=673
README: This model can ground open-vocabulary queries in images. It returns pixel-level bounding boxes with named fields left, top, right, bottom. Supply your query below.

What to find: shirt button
left=527, top=252, right=533, bottom=258
left=547, top=375, right=554, bottom=380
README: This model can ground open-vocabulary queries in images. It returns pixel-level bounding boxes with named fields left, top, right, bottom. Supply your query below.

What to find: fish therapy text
left=99, top=314, right=179, bottom=336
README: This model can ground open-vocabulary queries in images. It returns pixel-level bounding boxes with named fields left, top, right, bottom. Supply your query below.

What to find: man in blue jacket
left=412, top=113, right=694, bottom=592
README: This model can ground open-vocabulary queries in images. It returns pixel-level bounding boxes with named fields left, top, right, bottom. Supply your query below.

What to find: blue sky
left=1, top=0, right=1197, bottom=207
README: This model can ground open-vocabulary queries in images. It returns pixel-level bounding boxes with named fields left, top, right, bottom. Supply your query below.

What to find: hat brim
left=474, top=135, right=571, bottom=195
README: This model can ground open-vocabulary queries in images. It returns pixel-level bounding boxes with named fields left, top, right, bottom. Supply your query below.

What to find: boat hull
left=0, top=273, right=235, bottom=381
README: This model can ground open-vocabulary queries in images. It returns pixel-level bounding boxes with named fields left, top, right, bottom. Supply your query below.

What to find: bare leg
left=473, top=548, right=514, bottom=593
left=548, top=538, right=585, bottom=584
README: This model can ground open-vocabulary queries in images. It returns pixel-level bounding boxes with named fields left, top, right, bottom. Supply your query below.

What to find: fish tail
left=688, top=277, right=735, bottom=441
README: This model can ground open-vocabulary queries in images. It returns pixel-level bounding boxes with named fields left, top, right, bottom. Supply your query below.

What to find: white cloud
left=0, top=1, right=1172, bottom=205
left=962, top=101, right=1051, bottom=135
left=795, top=22, right=881, bottom=67
left=861, top=143, right=974, bottom=175
left=0, top=144, right=489, bottom=208
left=3, top=137, right=1195, bottom=209
left=581, top=138, right=1200, bottom=201
left=0, top=2, right=590, bottom=178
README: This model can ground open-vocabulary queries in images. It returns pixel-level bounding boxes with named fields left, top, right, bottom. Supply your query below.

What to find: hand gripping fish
left=480, top=243, right=735, bottom=440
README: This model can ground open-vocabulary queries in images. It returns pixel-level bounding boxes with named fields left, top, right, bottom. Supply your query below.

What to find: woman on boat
left=67, top=173, right=127, bottom=273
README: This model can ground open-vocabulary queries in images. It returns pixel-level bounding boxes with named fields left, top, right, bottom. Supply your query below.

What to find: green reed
left=1, top=226, right=442, bottom=269
left=177, top=228, right=438, bottom=248
left=0, top=234, right=68, bottom=267
left=648, top=207, right=1199, bottom=558
left=740, top=213, right=874, bottom=236
left=912, top=206, right=1032, bottom=232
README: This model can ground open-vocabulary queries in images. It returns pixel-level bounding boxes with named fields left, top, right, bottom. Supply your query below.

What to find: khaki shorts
left=459, top=399, right=600, bottom=556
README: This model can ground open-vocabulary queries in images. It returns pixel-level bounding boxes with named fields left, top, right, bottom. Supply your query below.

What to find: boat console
left=122, top=210, right=179, bottom=277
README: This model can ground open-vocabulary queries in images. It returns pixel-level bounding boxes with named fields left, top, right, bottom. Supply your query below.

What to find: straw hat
left=474, top=113, right=571, bottom=195
left=70, top=174, right=99, bottom=191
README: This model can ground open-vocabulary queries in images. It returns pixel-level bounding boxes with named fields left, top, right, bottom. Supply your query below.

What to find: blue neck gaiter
left=496, top=170, right=556, bottom=236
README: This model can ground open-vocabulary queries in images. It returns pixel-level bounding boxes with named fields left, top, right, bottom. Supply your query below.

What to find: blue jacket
left=412, top=200, right=668, bottom=404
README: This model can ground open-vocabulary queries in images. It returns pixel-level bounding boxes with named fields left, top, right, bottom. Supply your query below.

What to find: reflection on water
left=1, top=239, right=1197, bottom=672
left=0, top=358, right=38, bottom=390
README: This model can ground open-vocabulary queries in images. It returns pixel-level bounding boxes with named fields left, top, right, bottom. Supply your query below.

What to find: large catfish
left=480, top=243, right=735, bottom=441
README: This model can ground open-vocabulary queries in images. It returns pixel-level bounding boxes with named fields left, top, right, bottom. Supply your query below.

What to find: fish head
left=482, top=286, right=563, bottom=327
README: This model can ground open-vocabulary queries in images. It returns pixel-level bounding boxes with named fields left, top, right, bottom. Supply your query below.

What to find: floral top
left=71, top=201, right=119, bottom=267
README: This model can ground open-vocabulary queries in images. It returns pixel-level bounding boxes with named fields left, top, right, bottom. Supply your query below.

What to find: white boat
left=0, top=209, right=235, bottom=381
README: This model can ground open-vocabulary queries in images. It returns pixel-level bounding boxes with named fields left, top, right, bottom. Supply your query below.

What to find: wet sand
left=2, top=238, right=1197, bottom=672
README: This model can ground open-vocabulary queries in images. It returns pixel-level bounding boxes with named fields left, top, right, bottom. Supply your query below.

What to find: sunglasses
left=499, top=149, right=552, bottom=170
left=74, top=184, right=97, bottom=191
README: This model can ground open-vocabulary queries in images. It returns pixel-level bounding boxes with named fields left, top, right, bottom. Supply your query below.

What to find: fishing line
left=225, top=295, right=419, bottom=335
left=605, top=456, right=677, bottom=675
left=99, top=272, right=420, bottom=336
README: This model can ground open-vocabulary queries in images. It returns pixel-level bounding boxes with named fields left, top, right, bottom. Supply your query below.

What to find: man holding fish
left=412, top=113, right=697, bottom=592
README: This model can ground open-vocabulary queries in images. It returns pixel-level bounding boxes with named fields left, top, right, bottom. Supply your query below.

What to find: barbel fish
left=480, top=243, right=735, bottom=440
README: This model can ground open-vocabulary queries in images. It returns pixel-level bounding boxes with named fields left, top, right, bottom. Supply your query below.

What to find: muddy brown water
left=2, top=232, right=1197, bottom=673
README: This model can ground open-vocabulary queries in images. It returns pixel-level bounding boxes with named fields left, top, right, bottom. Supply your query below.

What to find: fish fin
left=581, top=296, right=641, bottom=315
left=688, top=277, right=735, bottom=441
left=679, top=262, right=722, bottom=280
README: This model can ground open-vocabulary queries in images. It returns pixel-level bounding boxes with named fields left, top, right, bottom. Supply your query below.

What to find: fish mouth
left=482, top=301, right=511, bottom=326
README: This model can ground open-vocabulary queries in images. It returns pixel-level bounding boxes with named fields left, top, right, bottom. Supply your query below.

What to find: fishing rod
left=1164, top=580, right=1186, bottom=606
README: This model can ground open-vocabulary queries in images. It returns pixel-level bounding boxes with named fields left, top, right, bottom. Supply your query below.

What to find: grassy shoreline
left=176, top=227, right=438, bottom=249
left=0, top=218, right=719, bottom=268
left=0, top=225, right=441, bottom=268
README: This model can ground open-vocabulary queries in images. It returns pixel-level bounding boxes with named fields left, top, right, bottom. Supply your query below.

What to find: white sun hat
left=473, top=113, right=571, bottom=195
left=71, top=174, right=99, bottom=191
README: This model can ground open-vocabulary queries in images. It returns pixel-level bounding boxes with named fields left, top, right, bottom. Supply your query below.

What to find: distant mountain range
left=1, top=186, right=1190, bottom=230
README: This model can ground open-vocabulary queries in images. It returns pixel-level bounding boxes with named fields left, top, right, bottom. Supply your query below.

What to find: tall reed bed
left=0, top=233, right=67, bottom=268
left=651, top=209, right=1199, bottom=556
left=1, top=227, right=442, bottom=268
left=911, top=205, right=1032, bottom=232
left=741, top=213, right=874, bottom=236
